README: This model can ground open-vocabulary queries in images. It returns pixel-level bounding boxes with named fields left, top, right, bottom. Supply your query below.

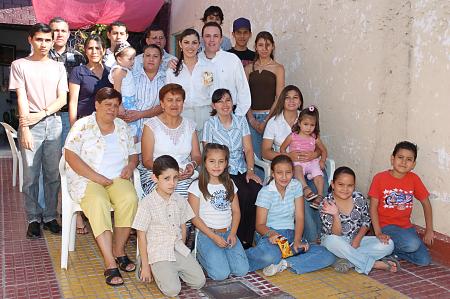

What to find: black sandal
left=115, top=255, right=136, bottom=272
left=104, top=268, right=124, bottom=286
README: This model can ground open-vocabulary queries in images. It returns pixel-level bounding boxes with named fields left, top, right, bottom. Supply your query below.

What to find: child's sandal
left=309, top=195, right=324, bottom=210
left=309, top=202, right=320, bottom=210
left=303, top=186, right=318, bottom=201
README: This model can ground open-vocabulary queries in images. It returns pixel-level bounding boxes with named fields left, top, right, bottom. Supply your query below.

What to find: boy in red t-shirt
left=368, top=141, right=434, bottom=266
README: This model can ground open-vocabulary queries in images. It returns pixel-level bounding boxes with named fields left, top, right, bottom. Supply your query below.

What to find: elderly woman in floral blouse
left=64, top=87, right=138, bottom=286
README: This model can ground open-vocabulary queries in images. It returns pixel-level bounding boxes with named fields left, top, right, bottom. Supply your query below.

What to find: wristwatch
left=44, top=108, right=50, bottom=116
left=247, top=167, right=254, bottom=172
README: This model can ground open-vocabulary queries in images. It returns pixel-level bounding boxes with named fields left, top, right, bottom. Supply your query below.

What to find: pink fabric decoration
left=32, top=0, right=164, bottom=32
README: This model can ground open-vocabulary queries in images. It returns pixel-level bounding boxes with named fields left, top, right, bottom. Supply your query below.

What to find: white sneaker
left=263, top=259, right=288, bottom=276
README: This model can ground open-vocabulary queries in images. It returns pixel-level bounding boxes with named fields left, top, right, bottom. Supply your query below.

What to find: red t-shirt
left=368, top=170, right=429, bottom=229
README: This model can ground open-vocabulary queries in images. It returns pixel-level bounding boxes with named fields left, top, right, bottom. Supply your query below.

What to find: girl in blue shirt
left=246, top=155, right=335, bottom=276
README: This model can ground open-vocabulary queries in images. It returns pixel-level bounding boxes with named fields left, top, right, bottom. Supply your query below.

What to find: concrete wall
left=170, top=0, right=450, bottom=236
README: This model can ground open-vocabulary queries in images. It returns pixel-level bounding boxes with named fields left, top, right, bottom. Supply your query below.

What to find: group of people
left=9, top=4, right=435, bottom=297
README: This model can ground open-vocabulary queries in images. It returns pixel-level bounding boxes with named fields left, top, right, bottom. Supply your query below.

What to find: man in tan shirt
left=9, top=23, right=68, bottom=239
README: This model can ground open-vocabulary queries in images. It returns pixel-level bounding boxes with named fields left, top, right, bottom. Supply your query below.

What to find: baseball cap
left=233, top=17, right=251, bottom=32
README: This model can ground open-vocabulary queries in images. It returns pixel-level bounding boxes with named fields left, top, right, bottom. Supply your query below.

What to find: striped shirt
left=256, top=179, right=303, bottom=230
left=202, top=114, right=250, bottom=175
left=133, top=69, right=166, bottom=138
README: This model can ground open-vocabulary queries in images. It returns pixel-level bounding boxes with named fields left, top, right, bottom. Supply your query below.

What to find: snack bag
left=276, top=236, right=293, bottom=258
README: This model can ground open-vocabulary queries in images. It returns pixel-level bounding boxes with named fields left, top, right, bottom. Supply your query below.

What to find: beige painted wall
left=170, top=0, right=450, bottom=236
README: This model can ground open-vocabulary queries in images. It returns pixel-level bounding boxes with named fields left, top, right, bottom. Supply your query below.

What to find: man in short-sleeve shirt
left=9, top=23, right=68, bottom=239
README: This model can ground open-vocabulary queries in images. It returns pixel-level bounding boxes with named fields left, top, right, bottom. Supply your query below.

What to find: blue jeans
left=38, top=111, right=69, bottom=209
left=249, top=112, right=268, bottom=180
left=249, top=112, right=267, bottom=159
left=246, top=229, right=335, bottom=274
left=38, top=169, right=45, bottom=209
left=20, top=115, right=62, bottom=223
left=303, top=173, right=330, bottom=242
left=382, top=225, right=431, bottom=266
left=197, top=230, right=249, bottom=280
left=303, top=199, right=321, bottom=242
left=60, top=111, right=70, bottom=146
left=321, top=235, right=394, bottom=274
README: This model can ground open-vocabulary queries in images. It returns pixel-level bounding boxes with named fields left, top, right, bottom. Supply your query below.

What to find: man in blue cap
left=228, top=17, right=255, bottom=67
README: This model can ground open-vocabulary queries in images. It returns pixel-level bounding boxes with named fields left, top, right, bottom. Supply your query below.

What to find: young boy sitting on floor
left=368, top=141, right=434, bottom=266
left=133, top=155, right=205, bottom=297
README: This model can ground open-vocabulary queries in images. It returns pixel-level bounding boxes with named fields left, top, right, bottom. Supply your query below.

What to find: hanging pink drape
left=32, top=0, right=164, bottom=31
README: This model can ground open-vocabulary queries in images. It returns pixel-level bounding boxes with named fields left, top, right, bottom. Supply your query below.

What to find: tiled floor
left=1, top=156, right=450, bottom=298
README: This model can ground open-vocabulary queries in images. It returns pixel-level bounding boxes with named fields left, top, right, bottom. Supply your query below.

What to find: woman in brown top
left=245, top=31, right=285, bottom=161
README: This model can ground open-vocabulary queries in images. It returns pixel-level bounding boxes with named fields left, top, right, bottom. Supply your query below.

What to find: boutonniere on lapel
left=202, top=71, right=214, bottom=86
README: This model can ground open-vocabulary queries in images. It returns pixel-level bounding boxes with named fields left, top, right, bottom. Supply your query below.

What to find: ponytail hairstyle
left=253, top=31, right=275, bottom=63
left=267, top=154, right=294, bottom=184
left=198, top=143, right=235, bottom=201
left=292, top=105, right=320, bottom=137
left=328, top=166, right=356, bottom=193
left=267, top=85, right=303, bottom=121
left=174, top=28, right=200, bottom=76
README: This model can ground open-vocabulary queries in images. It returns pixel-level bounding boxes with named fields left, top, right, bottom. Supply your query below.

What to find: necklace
left=257, top=58, right=273, bottom=67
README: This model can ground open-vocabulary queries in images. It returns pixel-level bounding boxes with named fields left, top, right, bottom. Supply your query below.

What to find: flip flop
left=76, top=215, right=89, bottom=234
left=104, top=268, right=124, bottom=286
left=381, top=256, right=401, bottom=272
left=116, top=255, right=136, bottom=272
left=76, top=223, right=89, bottom=235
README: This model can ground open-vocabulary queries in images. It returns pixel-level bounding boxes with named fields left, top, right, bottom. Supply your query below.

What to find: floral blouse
left=320, top=191, right=371, bottom=241
left=64, top=113, right=136, bottom=203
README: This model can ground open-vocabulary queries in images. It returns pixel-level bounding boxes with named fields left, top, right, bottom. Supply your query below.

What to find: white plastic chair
left=254, top=154, right=272, bottom=184
left=60, top=149, right=143, bottom=269
left=1, top=122, right=23, bottom=192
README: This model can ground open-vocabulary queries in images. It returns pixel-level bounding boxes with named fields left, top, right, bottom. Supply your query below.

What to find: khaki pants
left=151, top=251, right=205, bottom=297
left=80, top=178, right=138, bottom=238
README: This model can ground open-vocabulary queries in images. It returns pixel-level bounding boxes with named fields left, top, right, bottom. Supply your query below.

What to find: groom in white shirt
left=198, top=22, right=251, bottom=117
